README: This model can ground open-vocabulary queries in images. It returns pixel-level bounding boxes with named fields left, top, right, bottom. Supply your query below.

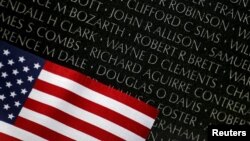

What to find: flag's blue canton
left=0, top=41, right=45, bottom=124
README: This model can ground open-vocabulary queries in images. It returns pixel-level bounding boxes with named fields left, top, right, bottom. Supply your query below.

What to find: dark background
left=0, top=0, right=249, bottom=140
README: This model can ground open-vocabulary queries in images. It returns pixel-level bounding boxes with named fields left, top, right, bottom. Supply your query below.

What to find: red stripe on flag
left=43, top=61, right=159, bottom=118
left=0, top=133, right=20, bottom=141
left=24, top=98, right=124, bottom=141
left=14, top=117, right=73, bottom=141
left=34, top=79, right=150, bottom=138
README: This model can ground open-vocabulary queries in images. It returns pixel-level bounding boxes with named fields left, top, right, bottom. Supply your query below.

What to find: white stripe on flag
left=39, top=70, right=155, bottom=128
left=0, top=121, right=47, bottom=141
left=19, top=108, right=99, bottom=141
left=29, top=89, right=145, bottom=141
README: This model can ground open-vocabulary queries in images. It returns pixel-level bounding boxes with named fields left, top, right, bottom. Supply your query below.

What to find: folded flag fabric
left=0, top=41, right=159, bottom=141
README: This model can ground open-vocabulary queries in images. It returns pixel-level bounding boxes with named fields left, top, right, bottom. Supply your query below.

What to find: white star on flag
left=12, top=69, right=19, bottom=75
left=1, top=72, right=8, bottom=78
left=16, top=79, right=23, bottom=85
left=8, top=59, right=15, bottom=66
left=8, top=114, right=14, bottom=120
left=3, top=104, right=10, bottom=110
left=18, top=56, right=25, bottom=63
left=10, top=91, right=17, bottom=98
left=34, top=63, right=41, bottom=69
left=21, top=89, right=28, bottom=95
left=23, top=66, right=30, bottom=72
left=14, top=101, right=21, bottom=107
left=3, top=49, right=10, bottom=56
left=0, top=94, right=6, bottom=101
left=27, top=76, right=34, bottom=82
left=0, top=62, right=4, bottom=68
left=6, top=82, right=12, bottom=88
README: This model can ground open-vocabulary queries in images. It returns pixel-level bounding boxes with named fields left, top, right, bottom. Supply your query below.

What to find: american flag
left=0, top=41, right=158, bottom=141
